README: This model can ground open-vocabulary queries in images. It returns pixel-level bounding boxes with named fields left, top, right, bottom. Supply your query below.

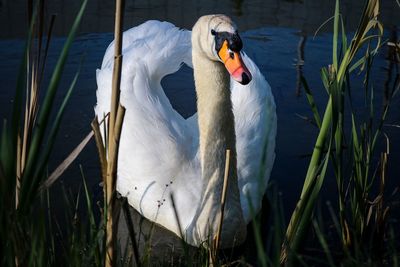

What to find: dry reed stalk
left=212, top=149, right=231, bottom=262
left=170, top=193, right=185, bottom=240
left=40, top=130, right=94, bottom=190
left=16, top=136, right=22, bottom=209
left=15, top=3, right=45, bottom=266
left=105, top=105, right=125, bottom=267
left=122, top=199, right=141, bottom=267
left=103, top=0, right=125, bottom=266
left=91, top=118, right=107, bottom=184
left=16, top=0, right=49, bottom=210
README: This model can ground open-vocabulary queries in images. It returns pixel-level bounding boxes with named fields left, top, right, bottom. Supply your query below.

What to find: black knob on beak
left=229, top=33, right=243, bottom=52
left=241, top=72, right=251, bottom=85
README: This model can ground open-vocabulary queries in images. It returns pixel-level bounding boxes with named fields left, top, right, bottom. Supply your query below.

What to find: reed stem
left=215, top=149, right=231, bottom=250
left=103, top=0, right=125, bottom=266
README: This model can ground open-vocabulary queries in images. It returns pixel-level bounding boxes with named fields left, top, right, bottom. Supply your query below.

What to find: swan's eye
left=211, top=29, right=216, bottom=36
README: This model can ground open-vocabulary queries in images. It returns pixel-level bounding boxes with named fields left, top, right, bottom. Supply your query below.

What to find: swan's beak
left=218, top=40, right=252, bottom=85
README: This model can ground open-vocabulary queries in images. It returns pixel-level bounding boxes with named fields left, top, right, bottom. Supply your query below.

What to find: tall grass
left=0, top=0, right=89, bottom=265
left=280, top=0, right=400, bottom=265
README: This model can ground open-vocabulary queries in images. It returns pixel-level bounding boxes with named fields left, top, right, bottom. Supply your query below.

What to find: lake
left=0, top=0, right=399, bottom=264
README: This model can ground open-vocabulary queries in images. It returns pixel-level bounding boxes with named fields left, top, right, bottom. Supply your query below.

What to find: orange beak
left=218, top=40, right=252, bottom=85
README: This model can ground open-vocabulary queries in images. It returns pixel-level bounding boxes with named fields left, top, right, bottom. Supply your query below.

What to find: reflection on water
left=295, top=33, right=306, bottom=96
left=0, top=0, right=399, bottom=38
left=384, top=26, right=399, bottom=107
left=231, top=0, right=244, bottom=16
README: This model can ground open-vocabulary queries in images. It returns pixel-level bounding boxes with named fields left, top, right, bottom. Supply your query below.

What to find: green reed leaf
left=333, top=0, right=340, bottom=70
left=302, top=76, right=322, bottom=128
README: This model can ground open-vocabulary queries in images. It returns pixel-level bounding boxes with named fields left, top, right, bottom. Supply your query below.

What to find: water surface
left=0, top=0, right=399, bottom=262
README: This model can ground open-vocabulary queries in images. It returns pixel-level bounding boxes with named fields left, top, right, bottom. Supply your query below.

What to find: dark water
left=0, top=0, right=399, bottom=263
left=1, top=0, right=400, bottom=38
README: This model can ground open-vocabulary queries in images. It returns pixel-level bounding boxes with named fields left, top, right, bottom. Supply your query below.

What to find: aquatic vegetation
left=280, top=0, right=400, bottom=265
left=0, top=0, right=91, bottom=265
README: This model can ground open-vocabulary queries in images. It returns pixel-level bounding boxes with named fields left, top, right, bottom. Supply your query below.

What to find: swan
left=95, top=15, right=277, bottom=248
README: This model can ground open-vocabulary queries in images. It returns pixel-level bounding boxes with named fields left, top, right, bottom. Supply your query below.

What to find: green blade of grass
left=302, top=76, right=322, bottom=128
left=321, top=67, right=331, bottom=93
left=333, top=0, right=340, bottom=70
left=283, top=141, right=332, bottom=264
left=246, top=194, right=267, bottom=267
left=0, top=120, right=13, bottom=185
left=300, top=97, right=332, bottom=198
left=340, top=16, right=348, bottom=54
left=312, top=219, right=336, bottom=267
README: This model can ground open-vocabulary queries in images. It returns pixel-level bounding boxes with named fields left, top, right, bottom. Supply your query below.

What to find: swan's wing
left=231, top=53, right=277, bottom=222
left=101, top=20, right=193, bottom=71
left=95, top=21, right=201, bottom=229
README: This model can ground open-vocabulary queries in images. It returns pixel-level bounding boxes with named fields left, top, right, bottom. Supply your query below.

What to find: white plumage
left=95, top=18, right=276, bottom=247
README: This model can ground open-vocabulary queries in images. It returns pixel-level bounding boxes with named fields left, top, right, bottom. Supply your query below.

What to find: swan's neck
left=190, top=51, right=246, bottom=247
left=194, top=53, right=235, bottom=168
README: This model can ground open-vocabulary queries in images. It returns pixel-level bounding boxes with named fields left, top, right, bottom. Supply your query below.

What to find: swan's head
left=192, top=14, right=252, bottom=85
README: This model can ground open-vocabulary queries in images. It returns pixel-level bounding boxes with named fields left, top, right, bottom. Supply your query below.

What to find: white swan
left=95, top=15, right=277, bottom=248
